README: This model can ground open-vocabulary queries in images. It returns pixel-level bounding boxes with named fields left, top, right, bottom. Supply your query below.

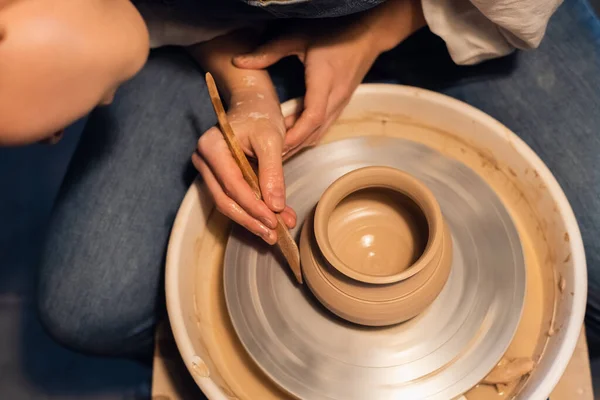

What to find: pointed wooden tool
left=205, top=72, right=303, bottom=284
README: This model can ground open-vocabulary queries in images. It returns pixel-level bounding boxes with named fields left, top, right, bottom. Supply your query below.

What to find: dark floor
left=3, top=2, right=600, bottom=398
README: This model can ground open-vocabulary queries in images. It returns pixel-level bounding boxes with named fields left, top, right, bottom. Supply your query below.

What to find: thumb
left=233, top=35, right=307, bottom=70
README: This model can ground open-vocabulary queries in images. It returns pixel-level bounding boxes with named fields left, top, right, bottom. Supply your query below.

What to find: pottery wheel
left=223, top=137, right=526, bottom=400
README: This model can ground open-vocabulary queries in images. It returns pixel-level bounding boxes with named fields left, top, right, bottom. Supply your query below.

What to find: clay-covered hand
left=192, top=84, right=297, bottom=245
left=233, top=0, right=424, bottom=159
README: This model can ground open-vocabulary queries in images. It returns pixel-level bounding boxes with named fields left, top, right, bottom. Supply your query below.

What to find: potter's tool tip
left=275, top=219, right=303, bottom=284
left=278, top=234, right=303, bottom=285
left=290, top=255, right=303, bottom=285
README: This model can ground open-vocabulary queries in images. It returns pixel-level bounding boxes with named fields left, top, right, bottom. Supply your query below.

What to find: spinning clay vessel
left=301, top=166, right=453, bottom=326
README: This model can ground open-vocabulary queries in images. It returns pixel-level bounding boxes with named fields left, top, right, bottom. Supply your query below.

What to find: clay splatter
left=482, top=358, right=535, bottom=384
left=564, top=232, right=570, bottom=242
left=495, top=383, right=509, bottom=395
left=256, top=93, right=265, bottom=99
left=558, top=275, right=566, bottom=293
left=248, top=112, right=269, bottom=120
left=191, top=355, right=210, bottom=377
left=243, top=76, right=257, bottom=87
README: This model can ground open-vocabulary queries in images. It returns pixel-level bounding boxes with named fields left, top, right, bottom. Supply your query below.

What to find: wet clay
left=314, top=166, right=444, bottom=284
left=191, top=114, right=556, bottom=400
left=302, top=166, right=451, bottom=326
left=482, top=358, right=536, bottom=384
left=327, top=187, right=428, bottom=278
left=300, top=206, right=452, bottom=326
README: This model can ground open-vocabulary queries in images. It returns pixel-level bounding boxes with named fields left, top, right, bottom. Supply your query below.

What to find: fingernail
left=260, top=216, right=277, bottom=230
left=257, top=224, right=271, bottom=239
left=259, top=228, right=275, bottom=244
left=270, top=193, right=285, bottom=212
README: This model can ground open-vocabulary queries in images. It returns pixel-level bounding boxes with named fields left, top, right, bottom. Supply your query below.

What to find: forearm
left=365, top=0, right=426, bottom=54
left=188, top=29, right=278, bottom=106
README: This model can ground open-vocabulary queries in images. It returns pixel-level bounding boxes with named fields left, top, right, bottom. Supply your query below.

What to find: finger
left=283, top=90, right=335, bottom=158
left=283, top=65, right=333, bottom=153
left=285, top=87, right=349, bottom=157
left=249, top=130, right=286, bottom=213
left=309, top=101, right=346, bottom=145
left=192, top=153, right=277, bottom=244
left=282, top=140, right=316, bottom=160
left=233, top=36, right=307, bottom=70
left=198, top=129, right=278, bottom=229
left=280, top=206, right=297, bottom=229
left=284, top=113, right=299, bottom=130
left=282, top=113, right=300, bottom=160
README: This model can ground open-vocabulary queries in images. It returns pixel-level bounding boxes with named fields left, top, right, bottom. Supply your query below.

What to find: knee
left=37, top=273, right=155, bottom=358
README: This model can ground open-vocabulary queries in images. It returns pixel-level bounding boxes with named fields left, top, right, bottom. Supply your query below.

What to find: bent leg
left=37, top=48, right=213, bottom=358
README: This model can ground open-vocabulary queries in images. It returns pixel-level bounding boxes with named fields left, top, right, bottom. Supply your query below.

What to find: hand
left=233, top=0, right=425, bottom=159
left=233, top=22, right=379, bottom=159
left=192, top=86, right=297, bottom=245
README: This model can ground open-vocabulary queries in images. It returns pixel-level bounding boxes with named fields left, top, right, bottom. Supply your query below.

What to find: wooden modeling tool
left=205, top=72, right=303, bottom=284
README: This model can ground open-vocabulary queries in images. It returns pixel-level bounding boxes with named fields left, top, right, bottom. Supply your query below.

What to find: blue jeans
left=38, top=0, right=600, bottom=359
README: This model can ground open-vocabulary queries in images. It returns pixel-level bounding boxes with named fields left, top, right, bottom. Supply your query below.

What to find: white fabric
left=422, top=0, right=562, bottom=64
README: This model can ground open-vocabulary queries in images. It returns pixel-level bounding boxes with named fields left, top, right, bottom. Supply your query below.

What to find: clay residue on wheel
left=482, top=357, right=536, bottom=384
left=190, top=113, right=560, bottom=400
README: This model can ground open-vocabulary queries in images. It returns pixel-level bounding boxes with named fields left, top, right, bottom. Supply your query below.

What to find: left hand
left=233, top=0, right=424, bottom=159
left=233, top=21, right=380, bottom=159
left=192, top=85, right=297, bottom=244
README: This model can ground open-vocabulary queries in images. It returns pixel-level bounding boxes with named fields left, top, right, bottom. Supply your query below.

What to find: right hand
left=192, top=85, right=297, bottom=245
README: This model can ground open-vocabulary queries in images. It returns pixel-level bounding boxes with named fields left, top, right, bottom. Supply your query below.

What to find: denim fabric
left=133, top=0, right=385, bottom=22
left=38, top=0, right=600, bottom=359
left=244, top=0, right=385, bottom=19
left=37, top=52, right=207, bottom=358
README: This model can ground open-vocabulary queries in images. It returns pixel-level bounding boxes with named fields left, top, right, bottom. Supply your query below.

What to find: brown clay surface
left=314, top=166, right=443, bottom=284
left=300, top=208, right=452, bottom=326
left=327, top=187, right=428, bottom=278
left=302, top=166, right=451, bottom=326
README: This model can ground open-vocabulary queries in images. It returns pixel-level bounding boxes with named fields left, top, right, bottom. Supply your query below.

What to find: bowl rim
left=313, top=166, right=443, bottom=285
left=165, top=84, right=587, bottom=400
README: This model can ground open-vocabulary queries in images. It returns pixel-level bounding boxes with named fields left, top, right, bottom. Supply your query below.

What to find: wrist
left=229, top=82, right=278, bottom=107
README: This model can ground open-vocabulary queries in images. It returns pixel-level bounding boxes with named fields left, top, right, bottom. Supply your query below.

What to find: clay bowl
left=300, top=166, right=453, bottom=326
